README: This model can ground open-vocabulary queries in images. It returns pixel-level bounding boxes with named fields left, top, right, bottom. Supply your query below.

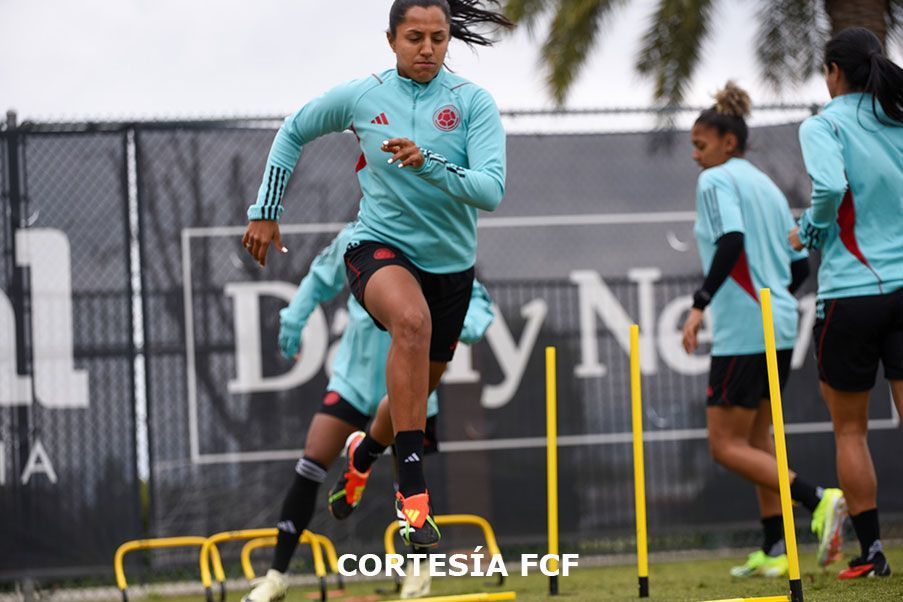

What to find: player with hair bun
left=683, top=82, right=845, bottom=578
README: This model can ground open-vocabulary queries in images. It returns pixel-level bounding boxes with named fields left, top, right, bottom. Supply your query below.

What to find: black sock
left=761, top=515, right=785, bottom=556
left=395, top=430, right=427, bottom=498
left=272, top=457, right=327, bottom=573
left=352, top=434, right=388, bottom=473
left=789, top=476, right=822, bottom=513
left=850, top=508, right=882, bottom=560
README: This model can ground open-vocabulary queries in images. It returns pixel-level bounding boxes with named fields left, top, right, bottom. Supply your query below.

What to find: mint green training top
left=695, top=158, right=806, bottom=355
left=797, top=93, right=903, bottom=300
left=248, top=68, right=507, bottom=274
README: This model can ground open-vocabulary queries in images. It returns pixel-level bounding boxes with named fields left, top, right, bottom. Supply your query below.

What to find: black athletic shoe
left=838, top=551, right=891, bottom=579
left=327, top=431, right=370, bottom=520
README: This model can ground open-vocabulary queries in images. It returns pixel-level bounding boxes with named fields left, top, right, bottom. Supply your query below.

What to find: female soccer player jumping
left=791, top=27, right=903, bottom=580
left=242, top=0, right=511, bottom=549
left=243, top=223, right=495, bottom=602
left=683, top=82, right=845, bottom=578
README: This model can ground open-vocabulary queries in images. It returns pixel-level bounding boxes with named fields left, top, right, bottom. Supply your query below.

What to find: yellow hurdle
left=384, top=513, right=505, bottom=586
left=240, top=531, right=341, bottom=588
left=383, top=514, right=514, bottom=600
left=200, top=528, right=328, bottom=602
left=546, top=346, right=559, bottom=596
left=629, top=325, right=650, bottom=598
left=760, top=288, right=803, bottom=602
left=382, top=592, right=516, bottom=602
left=114, top=537, right=225, bottom=602
left=240, top=537, right=277, bottom=579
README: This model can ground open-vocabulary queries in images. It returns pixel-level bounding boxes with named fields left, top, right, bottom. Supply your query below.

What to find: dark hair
left=694, top=81, right=752, bottom=153
left=825, top=27, right=903, bottom=124
left=388, top=0, right=513, bottom=47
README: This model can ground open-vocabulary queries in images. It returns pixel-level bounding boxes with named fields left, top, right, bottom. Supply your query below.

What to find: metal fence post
left=4, top=110, right=34, bottom=511
left=122, top=127, right=146, bottom=548
left=132, top=126, right=157, bottom=540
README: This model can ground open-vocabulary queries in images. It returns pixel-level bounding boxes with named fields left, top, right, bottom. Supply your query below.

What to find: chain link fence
left=0, top=125, right=141, bottom=578
left=1, top=107, right=900, bottom=593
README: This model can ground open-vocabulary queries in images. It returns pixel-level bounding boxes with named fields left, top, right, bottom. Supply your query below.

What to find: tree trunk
left=823, top=0, right=889, bottom=47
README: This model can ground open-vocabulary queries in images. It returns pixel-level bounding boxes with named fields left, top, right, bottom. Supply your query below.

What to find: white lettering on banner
left=13, top=229, right=89, bottom=408
left=571, top=269, right=660, bottom=378
left=629, top=268, right=661, bottom=374
left=794, top=294, right=816, bottom=369
left=20, top=439, right=58, bottom=485
left=225, top=282, right=327, bottom=393
left=218, top=269, right=817, bottom=410
left=0, top=292, right=32, bottom=406
left=481, top=300, right=548, bottom=409
left=444, top=342, right=480, bottom=384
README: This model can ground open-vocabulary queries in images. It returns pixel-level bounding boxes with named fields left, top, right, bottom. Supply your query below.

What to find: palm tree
left=504, top=0, right=903, bottom=106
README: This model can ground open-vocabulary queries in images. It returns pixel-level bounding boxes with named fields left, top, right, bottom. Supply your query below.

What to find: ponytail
left=825, top=27, right=903, bottom=124
left=389, top=0, right=513, bottom=47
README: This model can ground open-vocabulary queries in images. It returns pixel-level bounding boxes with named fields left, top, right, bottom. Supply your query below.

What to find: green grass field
left=152, top=547, right=901, bottom=602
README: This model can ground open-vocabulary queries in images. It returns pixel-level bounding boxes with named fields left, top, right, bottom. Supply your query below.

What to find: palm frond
left=503, top=0, right=554, bottom=33
left=541, top=0, right=627, bottom=105
left=635, top=0, right=715, bottom=108
left=890, top=0, right=903, bottom=51
left=756, top=0, right=829, bottom=91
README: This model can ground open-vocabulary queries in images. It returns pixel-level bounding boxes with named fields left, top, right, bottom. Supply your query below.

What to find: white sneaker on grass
left=400, top=560, right=432, bottom=599
left=241, top=569, right=287, bottom=602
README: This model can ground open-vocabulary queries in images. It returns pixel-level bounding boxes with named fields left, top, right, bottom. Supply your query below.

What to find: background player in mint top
left=242, top=223, right=495, bottom=602
left=241, top=0, right=511, bottom=550
left=790, top=27, right=903, bottom=581
left=683, top=82, right=845, bottom=578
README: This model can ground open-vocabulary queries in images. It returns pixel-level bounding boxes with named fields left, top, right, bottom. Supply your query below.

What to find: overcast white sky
left=2, top=0, right=899, bottom=121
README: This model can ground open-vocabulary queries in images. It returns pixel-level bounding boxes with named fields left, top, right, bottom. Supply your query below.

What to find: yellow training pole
left=630, top=325, right=649, bottom=598
left=760, top=288, right=803, bottom=602
left=546, top=346, right=559, bottom=596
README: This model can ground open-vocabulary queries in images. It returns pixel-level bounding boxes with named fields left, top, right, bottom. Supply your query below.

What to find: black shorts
left=814, top=289, right=903, bottom=391
left=707, top=350, right=793, bottom=409
left=316, top=391, right=370, bottom=431
left=317, top=391, right=440, bottom=454
left=344, top=241, right=474, bottom=363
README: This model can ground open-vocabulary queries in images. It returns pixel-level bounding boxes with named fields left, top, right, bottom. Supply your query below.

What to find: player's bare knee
left=708, top=432, right=742, bottom=466
left=707, top=432, right=728, bottom=463
left=833, top=423, right=868, bottom=442
left=393, top=307, right=431, bottom=353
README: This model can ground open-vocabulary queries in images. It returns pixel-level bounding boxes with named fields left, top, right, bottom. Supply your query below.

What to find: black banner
left=0, top=130, right=141, bottom=575
left=3, top=117, right=900, bottom=577
left=136, top=121, right=901, bottom=560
